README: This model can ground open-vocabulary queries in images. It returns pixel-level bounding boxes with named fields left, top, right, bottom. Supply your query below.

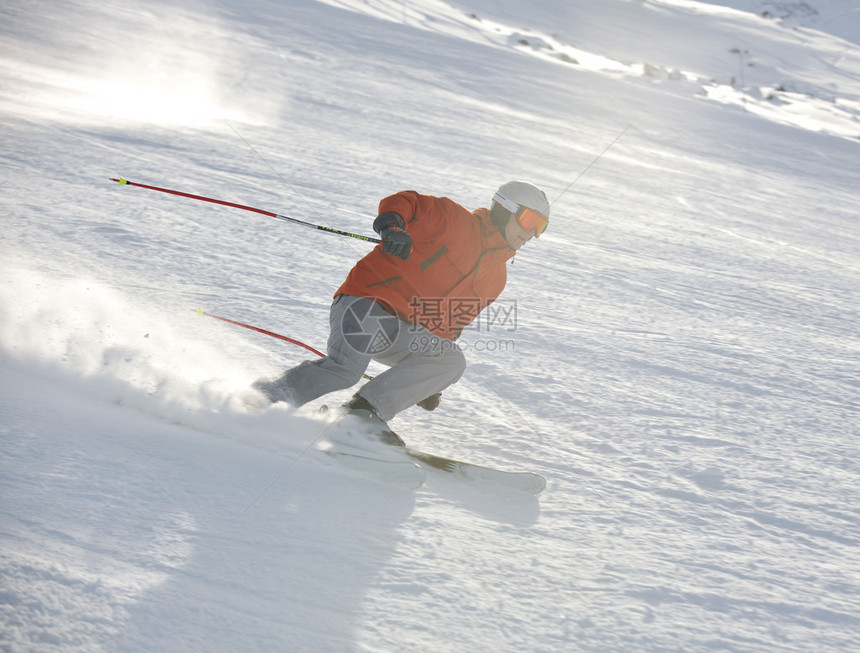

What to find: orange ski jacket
left=336, top=191, right=516, bottom=340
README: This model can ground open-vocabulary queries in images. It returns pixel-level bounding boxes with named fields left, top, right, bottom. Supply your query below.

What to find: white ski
left=403, top=448, right=546, bottom=495
left=326, top=451, right=425, bottom=490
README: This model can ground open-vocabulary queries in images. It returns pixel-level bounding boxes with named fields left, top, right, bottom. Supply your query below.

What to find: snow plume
left=0, top=0, right=275, bottom=128
left=0, top=266, right=263, bottom=419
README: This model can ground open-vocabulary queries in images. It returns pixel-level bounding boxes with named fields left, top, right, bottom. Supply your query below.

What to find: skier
left=252, top=181, right=550, bottom=434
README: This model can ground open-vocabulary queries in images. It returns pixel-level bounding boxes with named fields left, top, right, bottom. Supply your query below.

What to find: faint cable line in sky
left=551, top=123, right=632, bottom=209
left=231, top=416, right=337, bottom=524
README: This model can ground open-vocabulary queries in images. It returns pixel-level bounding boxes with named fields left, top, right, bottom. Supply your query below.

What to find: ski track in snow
left=1, top=0, right=859, bottom=651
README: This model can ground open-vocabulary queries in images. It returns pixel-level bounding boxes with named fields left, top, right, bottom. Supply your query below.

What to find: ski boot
left=340, top=394, right=405, bottom=447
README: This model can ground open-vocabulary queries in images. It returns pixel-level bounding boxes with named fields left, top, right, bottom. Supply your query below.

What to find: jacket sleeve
left=377, top=191, right=422, bottom=227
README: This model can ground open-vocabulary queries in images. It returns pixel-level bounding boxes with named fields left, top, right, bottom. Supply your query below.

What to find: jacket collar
left=473, top=207, right=516, bottom=259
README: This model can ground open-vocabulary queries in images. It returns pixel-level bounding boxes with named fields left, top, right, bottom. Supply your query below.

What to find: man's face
left=503, top=212, right=538, bottom=250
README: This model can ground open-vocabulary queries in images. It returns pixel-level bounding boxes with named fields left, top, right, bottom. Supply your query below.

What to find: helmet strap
left=490, top=202, right=511, bottom=232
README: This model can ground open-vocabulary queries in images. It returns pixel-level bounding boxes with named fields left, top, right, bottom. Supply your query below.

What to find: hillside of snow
left=1, top=0, right=858, bottom=651
left=700, top=0, right=860, bottom=44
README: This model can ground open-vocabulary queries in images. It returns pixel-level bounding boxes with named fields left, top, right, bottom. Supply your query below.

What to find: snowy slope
left=2, top=0, right=859, bottom=651
left=698, top=0, right=860, bottom=44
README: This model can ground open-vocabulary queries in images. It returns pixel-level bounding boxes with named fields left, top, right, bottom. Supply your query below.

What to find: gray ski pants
left=277, top=295, right=466, bottom=420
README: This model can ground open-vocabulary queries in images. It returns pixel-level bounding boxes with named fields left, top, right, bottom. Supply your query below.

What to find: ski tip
left=111, top=177, right=128, bottom=185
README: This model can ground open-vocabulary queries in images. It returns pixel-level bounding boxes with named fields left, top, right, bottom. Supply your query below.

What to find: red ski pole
left=111, top=177, right=381, bottom=244
left=196, top=309, right=325, bottom=357
left=195, top=309, right=374, bottom=382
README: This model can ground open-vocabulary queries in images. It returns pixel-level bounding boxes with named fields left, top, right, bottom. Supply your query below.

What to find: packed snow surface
left=1, top=0, right=858, bottom=651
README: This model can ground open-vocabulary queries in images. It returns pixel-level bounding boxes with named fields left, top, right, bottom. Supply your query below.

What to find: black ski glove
left=373, top=211, right=412, bottom=260
left=380, top=227, right=412, bottom=260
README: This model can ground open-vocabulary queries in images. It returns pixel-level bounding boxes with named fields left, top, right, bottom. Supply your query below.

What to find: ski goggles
left=516, top=206, right=549, bottom=237
left=492, top=192, right=549, bottom=238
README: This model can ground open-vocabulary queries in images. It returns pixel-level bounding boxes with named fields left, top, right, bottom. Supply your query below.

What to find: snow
left=1, top=0, right=859, bottom=651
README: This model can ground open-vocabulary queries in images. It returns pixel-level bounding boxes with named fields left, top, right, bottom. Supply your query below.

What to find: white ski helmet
left=491, top=181, right=550, bottom=237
